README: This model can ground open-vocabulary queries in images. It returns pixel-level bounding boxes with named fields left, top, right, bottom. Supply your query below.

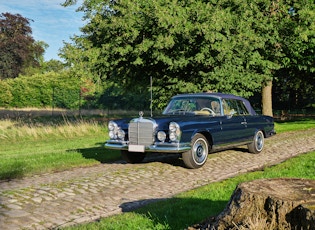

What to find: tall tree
left=62, top=0, right=315, bottom=113
left=273, top=2, right=315, bottom=110
left=0, top=13, right=44, bottom=79
left=62, top=0, right=269, bottom=109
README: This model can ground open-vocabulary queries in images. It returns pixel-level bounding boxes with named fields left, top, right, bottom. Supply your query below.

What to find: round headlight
left=169, top=122, right=181, bottom=142
left=169, top=122, right=179, bottom=132
left=157, top=131, right=166, bottom=142
left=117, top=129, right=125, bottom=140
left=109, top=131, right=116, bottom=139
left=108, top=121, right=117, bottom=131
left=169, top=132, right=177, bottom=141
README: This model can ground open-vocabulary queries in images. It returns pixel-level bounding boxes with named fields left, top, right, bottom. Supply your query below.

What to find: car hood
left=114, top=113, right=213, bottom=131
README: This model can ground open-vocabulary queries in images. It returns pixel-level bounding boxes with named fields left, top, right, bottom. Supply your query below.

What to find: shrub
left=0, top=80, right=13, bottom=106
left=1, top=71, right=82, bottom=108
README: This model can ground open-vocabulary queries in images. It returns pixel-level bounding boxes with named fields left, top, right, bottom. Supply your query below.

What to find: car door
left=219, top=99, right=251, bottom=145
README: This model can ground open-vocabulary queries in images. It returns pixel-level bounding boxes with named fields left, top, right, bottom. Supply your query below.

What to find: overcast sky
left=1, top=0, right=85, bottom=61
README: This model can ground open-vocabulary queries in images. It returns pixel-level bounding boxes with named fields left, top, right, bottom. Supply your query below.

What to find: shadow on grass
left=71, top=145, right=122, bottom=164
left=120, top=197, right=227, bottom=229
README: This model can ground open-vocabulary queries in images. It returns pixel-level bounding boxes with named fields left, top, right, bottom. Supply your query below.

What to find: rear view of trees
left=0, top=13, right=44, bottom=79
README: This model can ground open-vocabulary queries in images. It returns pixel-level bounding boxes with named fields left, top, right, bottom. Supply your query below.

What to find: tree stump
left=193, top=178, right=315, bottom=230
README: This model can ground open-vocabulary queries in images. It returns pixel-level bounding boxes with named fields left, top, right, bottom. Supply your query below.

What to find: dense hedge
left=0, top=72, right=81, bottom=109
left=0, top=72, right=151, bottom=110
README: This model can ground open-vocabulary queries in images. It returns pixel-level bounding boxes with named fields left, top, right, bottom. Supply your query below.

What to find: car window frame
left=222, top=99, right=249, bottom=116
left=163, top=96, right=222, bottom=115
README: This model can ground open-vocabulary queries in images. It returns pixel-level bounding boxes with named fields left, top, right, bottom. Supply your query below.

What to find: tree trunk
left=262, top=81, right=273, bottom=117
left=189, top=178, right=315, bottom=230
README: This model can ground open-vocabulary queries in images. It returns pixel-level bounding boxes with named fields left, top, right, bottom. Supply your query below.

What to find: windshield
left=163, top=97, right=221, bottom=116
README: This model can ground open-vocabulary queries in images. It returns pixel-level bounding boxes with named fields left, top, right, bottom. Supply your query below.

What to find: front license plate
left=128, top=144, right=145, bottom=152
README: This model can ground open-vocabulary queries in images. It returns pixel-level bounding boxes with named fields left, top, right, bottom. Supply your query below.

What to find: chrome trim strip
left=105, top=141, right=191, bottom=153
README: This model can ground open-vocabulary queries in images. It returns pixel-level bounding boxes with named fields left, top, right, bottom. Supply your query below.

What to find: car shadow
left=119, top=197, right=228, bottom=229
left=70, top=145, right=184, bottom=167
left=69, top=144, right=122, bottom=164
left=143, top=153, right=184, bottom=167
left=231, top=147, right=250, bottom=153
left=73, top=145, right=251, bottom=168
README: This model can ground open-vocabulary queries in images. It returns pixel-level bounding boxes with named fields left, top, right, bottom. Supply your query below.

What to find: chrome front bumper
left=105, top=140, right=191, bottom=153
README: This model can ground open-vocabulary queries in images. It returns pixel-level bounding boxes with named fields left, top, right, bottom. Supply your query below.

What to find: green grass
left=0, top=118, right=121, bottom=180
left=64, top=151, right=315, bottom=230
left=274, top=118, right=315, bottom=133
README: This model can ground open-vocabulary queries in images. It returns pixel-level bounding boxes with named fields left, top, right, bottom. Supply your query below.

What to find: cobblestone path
left=0, top=129, right=315, bottom=229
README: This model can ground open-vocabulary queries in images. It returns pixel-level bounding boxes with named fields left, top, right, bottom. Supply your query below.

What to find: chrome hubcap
left=193, top=138, right=208, bottom=164
left=256, top=132, right=264, bottom=151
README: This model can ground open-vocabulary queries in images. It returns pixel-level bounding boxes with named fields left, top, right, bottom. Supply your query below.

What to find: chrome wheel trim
left=255, top=131, right=264, bottom=152
left=192, top=138, right=208, bottom=165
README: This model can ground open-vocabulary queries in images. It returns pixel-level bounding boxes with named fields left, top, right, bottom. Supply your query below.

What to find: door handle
left=241, top=121, right=247, bottom=125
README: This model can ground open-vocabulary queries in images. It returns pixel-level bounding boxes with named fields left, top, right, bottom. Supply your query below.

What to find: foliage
left=273, top=2, right=315, bottom=109
left=0, top=13, right=45, bottom=79
left=0, top=80, right=13, bottom=106
left=60, top=0, right=315, bottom=110
left=22, top=46, right=68, bottom=76
left=0, top=71, right=82, bottom=108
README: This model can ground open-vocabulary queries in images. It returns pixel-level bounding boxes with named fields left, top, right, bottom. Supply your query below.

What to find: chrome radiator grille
left=129, top=119, right=154, bottom=146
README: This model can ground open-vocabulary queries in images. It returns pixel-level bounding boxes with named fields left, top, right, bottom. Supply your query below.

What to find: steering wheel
left=201, top=107, right=216, bottom=116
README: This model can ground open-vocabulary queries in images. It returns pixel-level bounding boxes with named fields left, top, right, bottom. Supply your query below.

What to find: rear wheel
left=121, top=150, right=146, bottom=163
left=248, top=130, right=264, bottom=154
left=182, top=134, right=209, bottom=169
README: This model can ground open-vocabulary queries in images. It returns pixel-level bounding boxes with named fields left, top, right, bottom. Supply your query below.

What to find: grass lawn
left=274, top=117, right=315, bottom=133
left=0, top=118, right=121, bottom=180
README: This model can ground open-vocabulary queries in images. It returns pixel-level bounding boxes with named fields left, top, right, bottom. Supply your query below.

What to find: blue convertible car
left=105, top=93, right=275, bottom=168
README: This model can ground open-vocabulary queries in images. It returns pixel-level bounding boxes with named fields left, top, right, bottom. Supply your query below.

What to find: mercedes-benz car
left=105, top=93, right=276, bottom=169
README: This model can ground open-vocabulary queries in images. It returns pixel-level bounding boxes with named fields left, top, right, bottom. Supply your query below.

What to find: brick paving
left=0, top=128, right=314, bottom=229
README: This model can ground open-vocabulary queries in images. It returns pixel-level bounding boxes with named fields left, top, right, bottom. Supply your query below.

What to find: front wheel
left=247, top=130, right=264, bottom=154
left=121, top=150, right=146, bottom=163
left=182, top=134, right=209, bottom=169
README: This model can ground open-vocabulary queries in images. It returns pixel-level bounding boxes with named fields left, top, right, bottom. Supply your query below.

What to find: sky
left=1, top=0, right=85, bottom=61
